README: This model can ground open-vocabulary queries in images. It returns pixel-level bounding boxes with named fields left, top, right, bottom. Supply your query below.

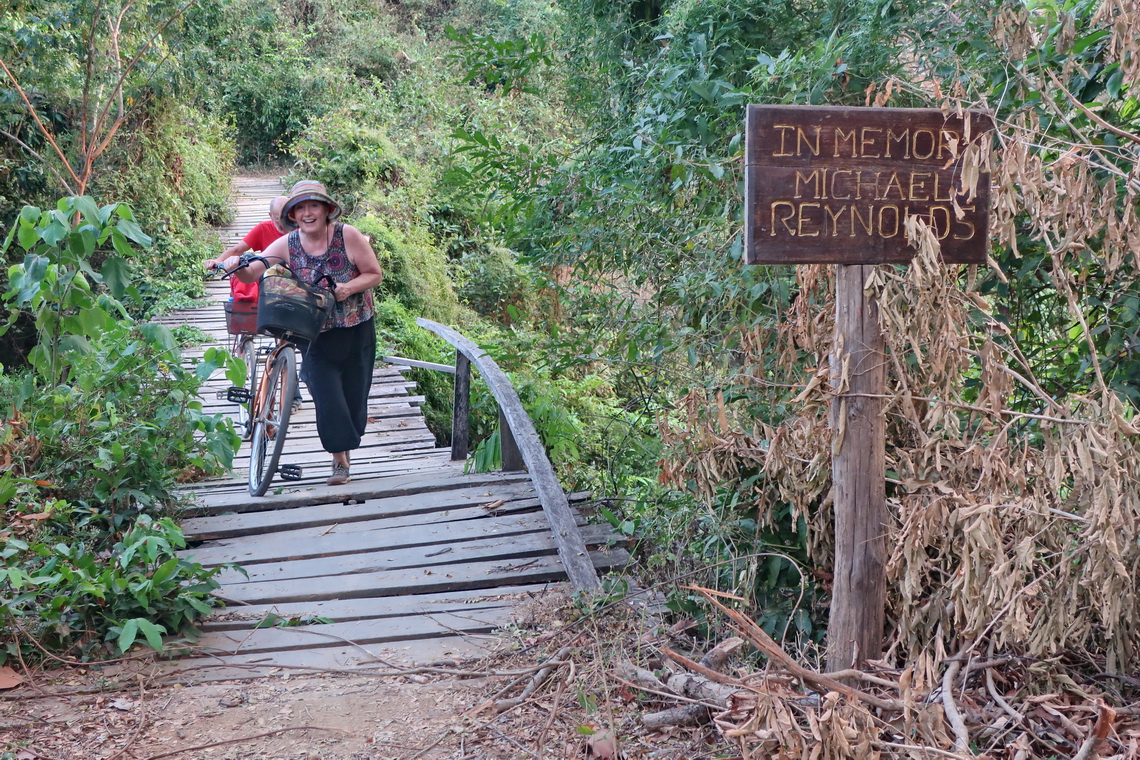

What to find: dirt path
left=0, top=591, right=695, bottom=760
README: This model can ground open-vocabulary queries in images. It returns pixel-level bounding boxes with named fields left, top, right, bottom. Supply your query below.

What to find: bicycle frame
left=212, top=255, right=331, bottom=495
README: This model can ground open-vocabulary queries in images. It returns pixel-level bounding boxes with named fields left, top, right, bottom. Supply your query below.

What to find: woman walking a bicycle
left=218, top=180, right=383, bottom=486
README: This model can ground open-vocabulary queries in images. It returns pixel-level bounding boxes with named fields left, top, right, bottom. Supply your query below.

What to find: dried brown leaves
left=658, top=0, right=1140, bottom=712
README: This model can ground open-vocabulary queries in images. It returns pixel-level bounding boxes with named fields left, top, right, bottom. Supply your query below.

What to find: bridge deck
left=166, top=178, right=627, bottom=675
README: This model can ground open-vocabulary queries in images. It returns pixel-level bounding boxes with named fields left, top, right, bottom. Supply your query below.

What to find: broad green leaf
left=16, top=221, right=40, bottom=251
left=188, top=597, right=213, bottom=615
left=15, top=255, right=50, bottom=305
left=40, top=213, right=70, bottom=247
left=57, top=335, right=94, bottom=355
left=137, top=620, right=166, bottom=650
left=110, top=228, right=134, bottom=259
left=97, top=202, right=117, bottom=225
left=72, top=196, right=101, bottom=228
left=18, top=206, right=40, bottom=225
left=74, top=307, right=112, bottom=337
left=117, top=619, right=140, bottom=652
left=100, top=257, right=132, bottom=299
left=68, top=227, right=97, bottom=259
left=116, top=218, right=152, bottom=247
left=138, top=323, right=177, bottom=351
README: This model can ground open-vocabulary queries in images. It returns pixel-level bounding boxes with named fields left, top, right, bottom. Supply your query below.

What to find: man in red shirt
left=205, top=195, right=288, bottom=300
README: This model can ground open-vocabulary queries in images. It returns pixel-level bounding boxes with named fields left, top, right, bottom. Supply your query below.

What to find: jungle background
left=3, top=0, right=1140, bottom=757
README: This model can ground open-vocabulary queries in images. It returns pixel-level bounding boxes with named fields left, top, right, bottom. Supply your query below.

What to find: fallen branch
left=490, top=645, right=573, bottom=714
left=1071, top=700, right=1116, bottom=760
left=941, top=659, right=971, bottom=755
left=694, top=588, right=903, bottom=712
left=615, top=661, right=670, bottom=693
left=642, top=704, right=711, bottom=729
left=700, top=637, right=745, bottom=671
left=661, top=646, right=747, bottom=690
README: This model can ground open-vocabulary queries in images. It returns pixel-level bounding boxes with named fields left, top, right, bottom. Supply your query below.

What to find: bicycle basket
left=224, top=300, right=259, bottom=335
left=256, top=269, right=334, bottom=345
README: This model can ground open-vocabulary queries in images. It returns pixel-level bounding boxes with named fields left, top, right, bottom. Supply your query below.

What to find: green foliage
left=0, top=505, right=226, bottom=660
left=372, top=297, right=457, bottom=444
left=444, top=24, right=554, bottom=96
left=90, top=102, right=234, bottom=233
left=465, top=340, right=657, bottom=494
left=353, top=214, right=460, bottom=322
left=0, top=196, right=239, bottom=662
left=220, top=32, right=342, bottom=163
left=455, top=244, right=538, bottom=322
left=289, top=109, right=407, bottom=212
left=2, top=197, right=150, bottom=376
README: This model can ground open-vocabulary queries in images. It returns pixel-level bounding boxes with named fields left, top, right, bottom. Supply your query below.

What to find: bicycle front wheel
left=248, top=346, right=298, bottom=497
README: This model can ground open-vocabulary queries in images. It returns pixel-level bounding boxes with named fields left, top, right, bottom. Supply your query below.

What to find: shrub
left=0, top=197, right=241, bottom=662
left=0, top=504, right=227, bottom=661
left=353, top=214, right=460, bottom=322
left=455, top=244, right=538, bottom=323
left=289, top=109, right=407, bottom=212
left=87, top=100, right=235, bottom=308
left=373, top=297, right=458, bottom=445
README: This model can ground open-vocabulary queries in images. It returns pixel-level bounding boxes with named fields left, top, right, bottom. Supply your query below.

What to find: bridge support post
left=451, top=351, right=471, bottom=461
left=499, top=408, right=525, bottom=471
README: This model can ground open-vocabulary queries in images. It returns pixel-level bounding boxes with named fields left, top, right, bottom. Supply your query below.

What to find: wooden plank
left=182, top=481, right=538, bottom=540
left=183, top=451, right=452, bottom=492
left=186, top=511, right=565, bottom=567
left=185, top=489, right=592, bottom=549
left=188, top=455, right=453, bottom=491
left=827, top=264, right=887, bottom=671
left=192, top=606, right=518, bottom=655
left=211, top=523, right=618, bottom=584
left=418, top=319, right=601, bottom=592
left=184, top=469, right=529, bottom=515
left=201, top=584, right=553, bottom=631
left=151, top=633, right=502, bottom=680
left=382, top=355, right=456, bottom=374
left=216, top=549, right=628, bottom=605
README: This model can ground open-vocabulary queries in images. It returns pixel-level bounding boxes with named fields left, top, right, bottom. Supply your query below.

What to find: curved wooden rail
left=415, top=318, right=602, bottom=592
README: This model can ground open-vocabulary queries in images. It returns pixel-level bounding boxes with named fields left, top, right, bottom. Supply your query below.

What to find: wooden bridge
left=162, top=177, right=628, bottom=673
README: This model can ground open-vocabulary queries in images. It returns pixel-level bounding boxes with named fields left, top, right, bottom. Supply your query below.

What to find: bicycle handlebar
left=210, top=256, right=338, bottom=294
left=210, top=254, right=276, bottom=278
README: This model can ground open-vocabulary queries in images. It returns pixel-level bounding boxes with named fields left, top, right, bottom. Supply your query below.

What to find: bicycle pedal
left=277, top=464, right=303, bottom=481
left=224, top=386, right=252, bottom=404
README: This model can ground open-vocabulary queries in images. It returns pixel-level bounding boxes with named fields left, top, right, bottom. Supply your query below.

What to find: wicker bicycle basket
left=256, top=270, right=334, bottom=345
left=224, top=300, right=259, bottom=335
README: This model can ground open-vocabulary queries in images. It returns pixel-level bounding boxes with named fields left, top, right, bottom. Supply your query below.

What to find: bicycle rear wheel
left=248, top=346, right=298, bottom=497
left=236, top=336, right=259, bottom=440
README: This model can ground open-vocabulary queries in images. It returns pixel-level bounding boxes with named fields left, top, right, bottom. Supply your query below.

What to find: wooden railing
left=382, top=318, right=601, bottom=592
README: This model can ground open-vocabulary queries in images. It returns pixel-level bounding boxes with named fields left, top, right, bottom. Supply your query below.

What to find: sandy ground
left=0, top=593, right=721, bottom=760
left=2, top=670, right=483, bottom=759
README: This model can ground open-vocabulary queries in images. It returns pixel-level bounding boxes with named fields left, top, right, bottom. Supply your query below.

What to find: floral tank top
left=287, top=223, right=374, bottom=331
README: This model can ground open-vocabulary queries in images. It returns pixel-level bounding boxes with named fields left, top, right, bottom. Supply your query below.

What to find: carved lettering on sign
left=744, top=105, right=994, bottom=265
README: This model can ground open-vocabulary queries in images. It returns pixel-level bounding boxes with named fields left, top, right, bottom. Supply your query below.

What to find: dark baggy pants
left=300, top=319, right=376, bottom=454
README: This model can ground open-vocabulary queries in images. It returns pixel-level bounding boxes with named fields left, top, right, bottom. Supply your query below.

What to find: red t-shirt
left=231, top=220, right=284, bottom=301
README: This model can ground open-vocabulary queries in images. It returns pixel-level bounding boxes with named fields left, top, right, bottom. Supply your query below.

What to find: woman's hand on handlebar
left=203, top=255, right=241, bottom=273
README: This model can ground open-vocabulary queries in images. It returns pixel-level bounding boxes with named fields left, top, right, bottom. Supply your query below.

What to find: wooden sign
left=744, top=105, right=993, bottom=265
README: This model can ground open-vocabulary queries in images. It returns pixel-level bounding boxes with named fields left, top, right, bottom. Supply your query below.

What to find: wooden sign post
left=744, top=105, right=992, bottom=672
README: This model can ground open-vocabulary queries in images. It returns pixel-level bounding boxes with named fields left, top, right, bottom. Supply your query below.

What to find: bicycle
left=221, top=298, right=262, bottom=440
left=213, top=256, right=336, bottom=496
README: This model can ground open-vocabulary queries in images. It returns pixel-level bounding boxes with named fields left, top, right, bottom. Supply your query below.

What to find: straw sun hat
left=280, top=180, right=343, bottom=231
